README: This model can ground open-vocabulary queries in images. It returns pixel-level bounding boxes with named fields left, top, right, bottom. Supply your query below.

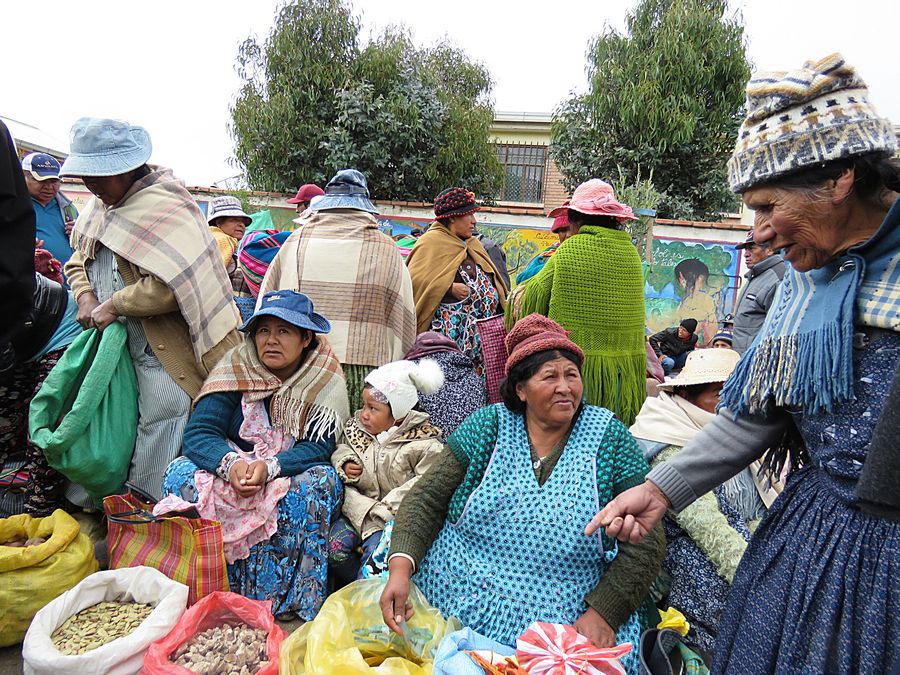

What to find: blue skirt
left=161, top=458, right=341, bottom=619
left=713, top=467, right=899, bottom=674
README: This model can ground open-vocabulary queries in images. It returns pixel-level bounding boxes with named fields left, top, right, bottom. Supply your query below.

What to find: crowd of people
left=1, top=52, right=898, bottom=674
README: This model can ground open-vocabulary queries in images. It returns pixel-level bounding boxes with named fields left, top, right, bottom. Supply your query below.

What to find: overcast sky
left=4, top=0, right=897, bottom=187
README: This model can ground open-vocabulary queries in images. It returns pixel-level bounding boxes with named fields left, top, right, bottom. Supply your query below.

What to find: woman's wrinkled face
left=516, top=355, right=583, bottom=428
left=82, top=173, right=137, bottom=206
left=215, top=216, right=248, bottom=240
left=685, top=382, right=724, bottom=414
left=447, top=213, right=476, bottom=240
left=359, top=387, right=396, bottom=436
left=253, top=317, right=312, bottom=379
left=742, top=184, right=843, bottom=272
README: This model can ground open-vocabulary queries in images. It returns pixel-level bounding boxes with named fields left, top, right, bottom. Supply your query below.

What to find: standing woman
left=406, top=188, right=508, bottom=375
left=520, top=179, right=646, bottom=425
left=62, top=117, right=240, bottom=499
left=590, top=55, right=900, bottom=674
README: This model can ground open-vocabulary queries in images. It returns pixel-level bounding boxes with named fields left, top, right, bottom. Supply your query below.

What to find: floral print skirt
left=162, top=459, right=341, bottom=619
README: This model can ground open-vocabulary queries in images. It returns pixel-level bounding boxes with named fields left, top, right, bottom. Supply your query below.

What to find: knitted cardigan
left=519, top=225, right=647, bottom=425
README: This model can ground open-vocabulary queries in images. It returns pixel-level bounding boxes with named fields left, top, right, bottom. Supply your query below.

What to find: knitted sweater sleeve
left=585, top=419, right=666, bottom=630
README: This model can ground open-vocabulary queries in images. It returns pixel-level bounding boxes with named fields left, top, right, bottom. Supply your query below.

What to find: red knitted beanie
left=505, top=314, right=584, bottom=374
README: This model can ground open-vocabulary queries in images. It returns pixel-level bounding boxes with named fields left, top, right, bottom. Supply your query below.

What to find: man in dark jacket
left=475, top=230, right=511, bottom=290
left=649, top=318, right=698, bottom=375
left=732, top=229, right=786, bottom=354
left=0, top=120, right=36, bottom=371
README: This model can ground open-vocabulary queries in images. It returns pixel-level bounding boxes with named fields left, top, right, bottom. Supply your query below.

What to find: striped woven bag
left=103, top=486, right=229, bottom=605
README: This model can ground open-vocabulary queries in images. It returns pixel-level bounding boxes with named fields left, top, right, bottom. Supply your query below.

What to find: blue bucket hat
left=241, top=290, right=331, bottom=334
left=310, top=169, right=378, bottom=214
left=60, top=117, right=152, bottom=177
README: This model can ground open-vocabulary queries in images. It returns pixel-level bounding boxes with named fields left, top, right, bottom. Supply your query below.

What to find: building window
left=495, top=144, right=545, bottom=203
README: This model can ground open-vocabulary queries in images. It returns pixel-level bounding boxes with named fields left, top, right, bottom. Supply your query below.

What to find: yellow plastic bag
left=0, top=510, right=98, bottom=646
left=280, top=578, right=460, bottom=674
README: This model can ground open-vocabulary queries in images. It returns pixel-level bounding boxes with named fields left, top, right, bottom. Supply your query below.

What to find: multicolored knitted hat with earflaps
left=434, top=187, right=480, bottom=218
left=727, top=53, right=897, bottom=193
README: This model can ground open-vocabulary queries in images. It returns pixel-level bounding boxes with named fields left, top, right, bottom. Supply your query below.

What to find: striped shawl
left=198, top=335, right=350, bottom=442
left=721, top=197, right=900, bottom=416
left=257, top=209, right=416, bottom=366
left=70, top=168, right=238, bottom=360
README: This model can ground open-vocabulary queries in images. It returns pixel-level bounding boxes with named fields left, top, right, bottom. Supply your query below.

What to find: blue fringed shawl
left=721, top=198, right=900, bottom=417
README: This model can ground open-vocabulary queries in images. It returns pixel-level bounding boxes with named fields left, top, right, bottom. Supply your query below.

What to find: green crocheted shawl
left=519, top=225, right=647, bottom=425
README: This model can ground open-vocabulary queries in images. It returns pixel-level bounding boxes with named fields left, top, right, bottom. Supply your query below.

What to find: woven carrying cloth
left=257, top=209, right=416, bottom=366
left=414, top=404, right=643, bottom=672
left=69, top=168, right=239, bottom=360
left=720, top=198, right=900, bottom=417
left=519, top=225, right=646, bottom=425
left=197, top=334, right=350, bottom=442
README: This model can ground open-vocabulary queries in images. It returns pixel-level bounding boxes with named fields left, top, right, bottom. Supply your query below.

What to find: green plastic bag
left=29, top=323, right=138, bottom=499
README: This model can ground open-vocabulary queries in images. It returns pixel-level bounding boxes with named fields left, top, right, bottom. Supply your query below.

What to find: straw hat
left=657, top=348, right=740, bottom=390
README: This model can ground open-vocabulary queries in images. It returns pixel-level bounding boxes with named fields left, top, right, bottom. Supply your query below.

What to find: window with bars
left=495, top=144, right=546, bottom=203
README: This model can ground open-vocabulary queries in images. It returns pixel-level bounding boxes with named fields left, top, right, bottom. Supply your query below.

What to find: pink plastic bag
left=515, top=622, right=633, bottom=675
left=143, top=591, right=285, bottom=675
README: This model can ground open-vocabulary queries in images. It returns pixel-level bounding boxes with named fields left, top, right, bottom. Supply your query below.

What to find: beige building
left=489, top=111, right=568, bottom=215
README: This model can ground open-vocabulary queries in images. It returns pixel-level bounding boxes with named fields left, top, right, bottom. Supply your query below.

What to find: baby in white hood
left=330, top=359, right=445, bottom=578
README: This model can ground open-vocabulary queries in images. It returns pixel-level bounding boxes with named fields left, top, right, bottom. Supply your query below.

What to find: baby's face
left=359, top=387, right=395, bottom=435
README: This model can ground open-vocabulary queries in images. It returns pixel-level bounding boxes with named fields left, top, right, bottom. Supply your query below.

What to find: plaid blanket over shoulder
left=258, top=209, right=416, bottom=366
left=70, top=169, right=239, bottom=360
left=198, top=334, right=350, bottom=441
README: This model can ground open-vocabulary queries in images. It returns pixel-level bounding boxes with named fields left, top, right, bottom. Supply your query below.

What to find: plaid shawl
left=258, top=209, right=416, bottom=366
left=70, top=169, right=238, bottom=360
left=198, top=334, right=350, bottom=442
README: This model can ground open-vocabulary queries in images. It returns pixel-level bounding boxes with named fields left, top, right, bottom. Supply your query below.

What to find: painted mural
left=644, top=237, right=742, bottom=346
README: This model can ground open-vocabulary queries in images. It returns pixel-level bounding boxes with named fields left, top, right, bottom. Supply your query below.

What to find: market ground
left=0, top=512, right=305, bottom=673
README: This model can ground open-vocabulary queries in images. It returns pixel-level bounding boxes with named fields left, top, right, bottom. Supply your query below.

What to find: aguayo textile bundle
left=515, top=622, right=633, bottom=675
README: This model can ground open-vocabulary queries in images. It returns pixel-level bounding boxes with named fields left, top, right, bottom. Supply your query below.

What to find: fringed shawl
left=519, top=225, right=647, bottom=425
left=721, top=198, right=900, bottom=417
left=69, top=168, right=238, bottom=360
left=406, top=223, right=509, bottom=334
left=197, top=335, right=350, bottom=442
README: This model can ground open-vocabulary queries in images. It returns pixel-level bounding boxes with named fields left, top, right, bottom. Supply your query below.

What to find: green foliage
left=609, top=165, right=664, bottom=259
left=551, top=0, right=751, bottom=220
left=230, top=1, right=502, bottom=200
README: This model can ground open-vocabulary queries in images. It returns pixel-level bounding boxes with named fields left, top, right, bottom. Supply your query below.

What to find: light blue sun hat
left=60, top=117, right=152, bottom=177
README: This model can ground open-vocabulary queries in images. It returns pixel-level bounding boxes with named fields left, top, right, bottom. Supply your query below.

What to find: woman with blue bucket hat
left=157, top=290, right=350, bottom=619
left=61, top=117, right=241, bottom=502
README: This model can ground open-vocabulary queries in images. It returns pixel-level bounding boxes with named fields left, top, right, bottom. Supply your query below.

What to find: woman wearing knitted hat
left=381, top=314, right=664, bottom=672
left=590, top=54, right=900, bottom=673
left=519, top=179, right=647, bottom=425
left=405, top=187, right=508, bottom=376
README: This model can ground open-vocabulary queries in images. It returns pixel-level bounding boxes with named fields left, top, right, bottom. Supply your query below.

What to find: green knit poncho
left=518, top=225, right=647, bottom=425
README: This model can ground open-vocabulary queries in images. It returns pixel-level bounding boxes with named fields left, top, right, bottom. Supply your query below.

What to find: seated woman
left=629, top=348, right=771, bottom=656
left=380, top=314, right=665, bottom=674
left=404, top=331, right=486, bottom=436
left=158, top=290, right=350, bottom=620
left=330, top=358, right=445, bottom=581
